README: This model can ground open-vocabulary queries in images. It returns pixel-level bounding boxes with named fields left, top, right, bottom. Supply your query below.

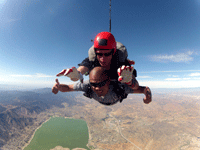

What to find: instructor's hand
left=52, top=78, right=60, bottom=94
left=118, top=65, right=134, bottom=84
left=56, top=67, right=83, bottom=83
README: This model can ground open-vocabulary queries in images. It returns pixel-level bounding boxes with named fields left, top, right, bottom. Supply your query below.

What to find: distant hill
left=0, top=108, right=34, bottom=147
left=0, top=88, right=81, bottom=106
left=151, top=87, right=200, bottom=94
left=0, top=88, right=84, bottom=148
left=0, top=84, right=35, bottom=91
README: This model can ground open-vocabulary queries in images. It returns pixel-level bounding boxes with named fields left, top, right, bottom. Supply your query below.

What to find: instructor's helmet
left=94, top=32, right=116, bottom=54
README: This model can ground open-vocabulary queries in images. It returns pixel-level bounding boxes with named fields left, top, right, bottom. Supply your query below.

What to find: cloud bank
left=150, top=51, right=195, bottom=63
left=10, top=73, right=54, bottom=78
left=189, top=72, right=200, bottom=77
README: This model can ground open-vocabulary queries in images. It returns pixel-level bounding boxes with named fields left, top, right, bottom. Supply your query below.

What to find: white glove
left=117, top=65, right=134, bottom=84
left=56, top=67, right=83, bottom=83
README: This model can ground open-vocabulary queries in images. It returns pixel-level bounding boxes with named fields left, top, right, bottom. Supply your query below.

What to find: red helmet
left=94, top=32, right=116, bottom=54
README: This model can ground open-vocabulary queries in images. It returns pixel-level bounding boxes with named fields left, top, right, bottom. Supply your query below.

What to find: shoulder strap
left=83, top=85, right=93, bottom=99
left=111, top=81, right=128, bottom=103
left=116, top=42, right=128, bottom=62
left=88, top=45, right=96, bottom=61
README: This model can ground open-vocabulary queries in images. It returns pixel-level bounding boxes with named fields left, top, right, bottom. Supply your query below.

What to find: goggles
left=89, top=79, right=108, bottom=87
left=95, top=49, right=113, bottom=57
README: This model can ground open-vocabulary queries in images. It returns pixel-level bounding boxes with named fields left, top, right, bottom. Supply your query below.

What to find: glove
left=56, top=67, right=83, bottom=83
left=127, top=59, right=135, bottom=65
left=117, top=65, right=134, bottom=84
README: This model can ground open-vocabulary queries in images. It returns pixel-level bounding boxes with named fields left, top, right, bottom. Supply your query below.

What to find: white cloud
left=172, top=75, right=179, bottom=77
left=35, top=73, right=54, bottom=78
left=10, top=74, right=33, bottom=77
left=165, top=78, right=181, bottom=81
left=10, top=73, right=54, bottom=78
left=137, top=76, right=152, bottom=79
left=150, top=51, right=194, bottom=63
left=140, top=70, right=200, bottom=74
left=182, top=78, right=191, bottom=80
left=189, top=72, right=200, bottom=77
left=165, top=77, right=194, bottom=81
left=140, top=79, right=200, bottom=88
left=168, top=75, right=179, bottom=77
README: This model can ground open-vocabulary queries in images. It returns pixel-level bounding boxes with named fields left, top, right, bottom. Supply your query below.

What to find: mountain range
left=0, top=88, right=82, bottom=148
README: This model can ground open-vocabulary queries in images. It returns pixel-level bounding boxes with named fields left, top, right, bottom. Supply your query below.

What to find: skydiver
left=57, top=32, right=152, bottom=103
left=52, top=67, right=151, bottom=105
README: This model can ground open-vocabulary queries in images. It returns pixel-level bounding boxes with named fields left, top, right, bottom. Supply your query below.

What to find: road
left=108, top=113, right=142, bottom=150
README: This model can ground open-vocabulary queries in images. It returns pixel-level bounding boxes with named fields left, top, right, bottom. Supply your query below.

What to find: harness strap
left=110, top=81, right=127, bottom=103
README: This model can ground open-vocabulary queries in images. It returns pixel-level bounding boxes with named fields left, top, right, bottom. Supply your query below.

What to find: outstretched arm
left=56, top=65, right=89, bottom=83
left=127, top=75, right=139, bottom=90
left=52, top=79, right=74, bottom=94
left=77, top=66, right=89, bottom=75
left=77, top=57, right=91, bottom=75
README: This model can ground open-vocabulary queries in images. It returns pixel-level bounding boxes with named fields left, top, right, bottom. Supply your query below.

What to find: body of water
left=24, top=117, right=90, bottom=150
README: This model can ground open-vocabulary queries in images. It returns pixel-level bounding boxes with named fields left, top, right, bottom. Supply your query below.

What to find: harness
left=111, top=81, right=128, bottom=103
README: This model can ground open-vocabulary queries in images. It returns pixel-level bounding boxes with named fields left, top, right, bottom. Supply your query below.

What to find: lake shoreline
left=22, top=116, right=52, bottom=150
left=22, top=116, right=91, bottom=150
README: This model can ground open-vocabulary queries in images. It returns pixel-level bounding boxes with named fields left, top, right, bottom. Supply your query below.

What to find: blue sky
left=0, top=0, right=200, bottom=89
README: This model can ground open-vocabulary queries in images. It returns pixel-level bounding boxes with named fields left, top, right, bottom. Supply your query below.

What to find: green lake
left=24, top=117, right=90, bottom=150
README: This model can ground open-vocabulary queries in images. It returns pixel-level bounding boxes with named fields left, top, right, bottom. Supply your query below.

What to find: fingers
left=52, top=87, right=58, bottom=94
left=128, top=59, right=135, bottom=65
left=52, top=78, right=60, bottom=94
left=118, top=76, right=123, bottom=82
left=52, top=83, right=59, bottom=94
left=56, top=67, right=75, bottom=77
left=117, top=68, right=121, bottom=76
left=56, top=78, right=60, bottom=85
left=71, top=78, right=79, bottom=81
left=117, top=65, right=134, bottom=84
left=143, top=97, right=151, bottom=104
left=55, top=78, right=60, bottom=89
left=64, top=67, right=74, bottom=76
left=118, top=65, right=134, bottom=76
left=56, top=69, right=66, bottom=77
left=56, top=67, right=84, bottom=82
left=143, top=87, right=152, bottom=104
left=117, top=65, right=126, bottom=76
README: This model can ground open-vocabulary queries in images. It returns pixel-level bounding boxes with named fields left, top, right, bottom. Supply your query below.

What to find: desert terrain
left=1, top=88, right=200, bottom=150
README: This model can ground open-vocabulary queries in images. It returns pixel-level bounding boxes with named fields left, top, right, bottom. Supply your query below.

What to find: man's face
left=89, top=75, right=110, bottom=97
left=95, top=49, right=113, bottom=67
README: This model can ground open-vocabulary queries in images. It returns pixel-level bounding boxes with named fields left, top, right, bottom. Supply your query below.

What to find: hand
left=143, top=87, right=152, bottom=104
left=117, top=65, right=134, bottom=84
left=52, top=78, right=60, bottom=94
left=56, top=67, right=83, bottom=83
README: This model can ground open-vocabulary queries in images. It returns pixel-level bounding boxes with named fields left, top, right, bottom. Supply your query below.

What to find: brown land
left=2, top=91, right=200, bottom=150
